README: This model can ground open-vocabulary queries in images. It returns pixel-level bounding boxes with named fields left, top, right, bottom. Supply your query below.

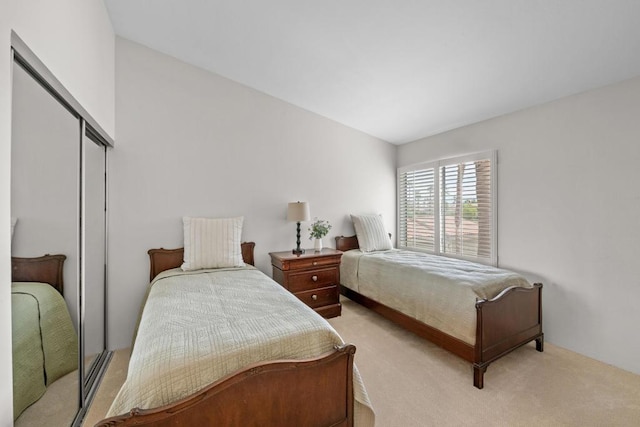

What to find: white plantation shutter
left=474, top=159, right=492, bottom=259
left=398, top=151, right=496, bottom=265
left=398, top=166, right=436, bottom=251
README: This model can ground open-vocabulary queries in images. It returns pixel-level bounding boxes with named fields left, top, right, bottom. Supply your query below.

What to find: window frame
left=397, top=150, right=498, bottom=266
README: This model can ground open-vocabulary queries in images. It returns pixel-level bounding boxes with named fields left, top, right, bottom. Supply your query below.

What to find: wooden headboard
left=147, top=242, right=256, bottom=281
left=334, top=235, right=361, bottom=252
left=11, top=254, right=67, bottom=295
left=335, top=234, right=393, bottom=252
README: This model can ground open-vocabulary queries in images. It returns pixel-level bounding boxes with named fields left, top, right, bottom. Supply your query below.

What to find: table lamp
left=287, top=201, right=310, bottom=255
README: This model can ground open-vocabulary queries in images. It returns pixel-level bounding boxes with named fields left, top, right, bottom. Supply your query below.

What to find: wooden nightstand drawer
left=295, top=286, right=338, bottom=309
left=274, top=254, right=341, bottom=271
left=287, top=267, right=338, bottom=293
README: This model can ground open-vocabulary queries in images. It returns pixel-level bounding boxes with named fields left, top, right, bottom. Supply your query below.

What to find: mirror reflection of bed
left=11, top=255, right=79, bottom=425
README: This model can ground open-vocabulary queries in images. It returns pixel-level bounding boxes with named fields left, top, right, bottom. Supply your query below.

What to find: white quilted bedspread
left=107, top=267, right=374, bottom=426
left=341, top=249, right=532, bottom=345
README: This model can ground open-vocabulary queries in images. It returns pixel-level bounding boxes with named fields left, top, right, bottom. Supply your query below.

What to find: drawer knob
left=313, top=261, right=318, bottom=266
left=311, top=294, right=318, bottom=301
left=311, top=275, right=318, bottom=282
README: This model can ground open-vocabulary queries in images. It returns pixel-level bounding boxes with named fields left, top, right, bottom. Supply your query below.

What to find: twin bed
left=98, top=242, right=374, bottom=427
left=11, top=254, right=78, bottom=420
left=336, top=234, right=543, bottom=389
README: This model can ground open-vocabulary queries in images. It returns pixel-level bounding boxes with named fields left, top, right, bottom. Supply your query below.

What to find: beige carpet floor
left=14, top=369, right=79, bottom=427
left=82, top=297, right=640, bottom=426
left=14, top=355, right=110, bottom=427
left=82, top=348, right=130, bottom=427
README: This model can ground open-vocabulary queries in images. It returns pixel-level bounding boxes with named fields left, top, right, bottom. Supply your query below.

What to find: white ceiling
left=104, top=0, right=640, bottom=144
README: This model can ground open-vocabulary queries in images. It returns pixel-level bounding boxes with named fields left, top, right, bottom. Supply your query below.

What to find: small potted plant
left=309, top=218, right=332, bottom=252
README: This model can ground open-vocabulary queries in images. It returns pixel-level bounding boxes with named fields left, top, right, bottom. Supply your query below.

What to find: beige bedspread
left=107, top=266, right=374, bottom=426
left=341, top=249, right=532, bottom=345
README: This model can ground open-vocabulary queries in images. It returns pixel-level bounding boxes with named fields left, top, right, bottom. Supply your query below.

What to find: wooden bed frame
left=96, top=243, right=357, bottom=427
left=11, top=254, right=66, bottom=294
left=335, top=235, right=543, bottom=389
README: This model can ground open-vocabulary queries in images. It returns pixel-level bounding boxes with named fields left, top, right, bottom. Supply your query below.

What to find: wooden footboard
left=96, top=344, right=356, bottom=427
left=473, top=283, right=543, bottom=388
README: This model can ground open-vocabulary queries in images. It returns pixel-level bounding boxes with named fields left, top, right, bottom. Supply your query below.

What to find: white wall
left=0, top=1, right=114, bottom=424
left=107, top=38, right=396, bottom=350
left=398, top=76, right=640, bottom=375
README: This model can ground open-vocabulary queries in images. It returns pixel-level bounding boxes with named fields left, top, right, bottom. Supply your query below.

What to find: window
left=397, top=151, right=497, bottom=265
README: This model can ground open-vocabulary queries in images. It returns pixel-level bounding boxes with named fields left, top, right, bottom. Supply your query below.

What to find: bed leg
left=536, top=333, right=544, bottom=352
left=473, top=364, right=486, bottom=389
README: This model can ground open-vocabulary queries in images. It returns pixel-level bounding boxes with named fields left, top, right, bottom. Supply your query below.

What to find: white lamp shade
left=287, top=202, right=310, bottom=222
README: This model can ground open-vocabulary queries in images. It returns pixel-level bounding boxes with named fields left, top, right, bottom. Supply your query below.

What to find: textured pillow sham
left=181, top=216, right=245, bottom=271
left=351, top=214, right=393, bottom=253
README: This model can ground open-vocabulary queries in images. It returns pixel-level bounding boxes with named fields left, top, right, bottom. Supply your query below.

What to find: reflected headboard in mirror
left=11, top=254, right=66, bottom=295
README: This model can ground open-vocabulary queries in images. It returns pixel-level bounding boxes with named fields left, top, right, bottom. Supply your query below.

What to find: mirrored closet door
left=10, top=33, right=113, bottom=427
left=11, top=57, right=81, bottom=427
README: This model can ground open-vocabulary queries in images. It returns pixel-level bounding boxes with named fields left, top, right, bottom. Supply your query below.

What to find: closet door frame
left=11, top=31, right=114, bottom=427
left=80, top=127, right=111, bottom=403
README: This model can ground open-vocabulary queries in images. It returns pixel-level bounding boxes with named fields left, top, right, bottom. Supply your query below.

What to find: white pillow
left=351, top=214, right=392, bottom=253
left=181, top=216, right=245, bottom=270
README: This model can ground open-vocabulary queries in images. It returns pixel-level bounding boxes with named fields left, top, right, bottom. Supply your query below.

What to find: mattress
left=107, top=266, right=374, bottom=426
left=340, top=249, right=532, bottom=345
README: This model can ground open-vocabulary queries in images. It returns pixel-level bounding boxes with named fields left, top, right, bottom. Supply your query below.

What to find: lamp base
left=292, top=221, right=305, bottom=255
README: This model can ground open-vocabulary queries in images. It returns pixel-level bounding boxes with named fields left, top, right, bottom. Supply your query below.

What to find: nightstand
left=269, top=248, right=343, bottom=318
